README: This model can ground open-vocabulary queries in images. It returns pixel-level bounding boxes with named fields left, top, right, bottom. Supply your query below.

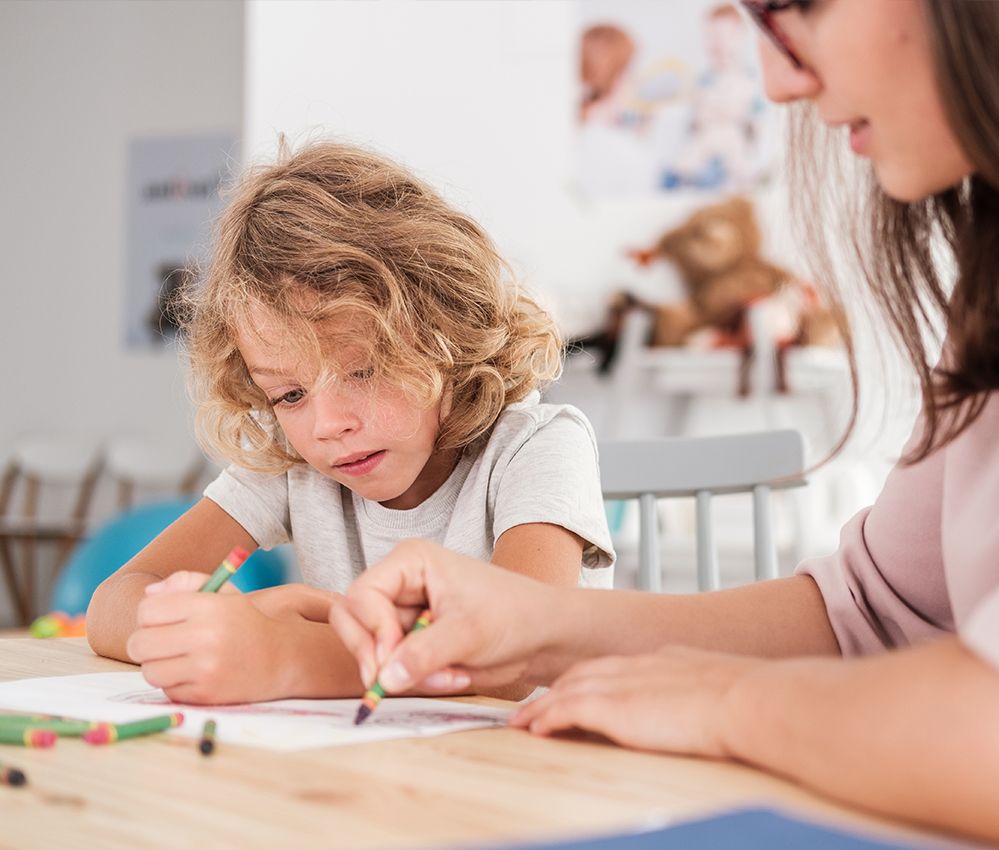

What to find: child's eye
left=270, top=388, right=306, bottom=407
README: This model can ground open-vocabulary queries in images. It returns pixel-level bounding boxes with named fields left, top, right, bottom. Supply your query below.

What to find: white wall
left=244, top=0, right=758, bottom=336
left=0, top=0, right=243, bottom=445
left=0, top=0, right=244, bottom=624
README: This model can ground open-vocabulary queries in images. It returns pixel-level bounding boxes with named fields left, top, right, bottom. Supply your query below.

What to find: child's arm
left=88, top=497, right=369, bottom=703
left=484, top=522, right=586, bottom=700
left=86, top=498, right=257, bottom=662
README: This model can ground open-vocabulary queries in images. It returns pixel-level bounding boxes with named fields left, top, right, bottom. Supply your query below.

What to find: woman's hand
left=329, top=539, right=565, bottom=694
left=128, top=574, right=291, bottom=704
left=510, top=646, right=762, bottom=757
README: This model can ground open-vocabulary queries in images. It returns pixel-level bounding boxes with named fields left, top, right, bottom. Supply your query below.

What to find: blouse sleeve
left=795, top=414, right=954, bottom=655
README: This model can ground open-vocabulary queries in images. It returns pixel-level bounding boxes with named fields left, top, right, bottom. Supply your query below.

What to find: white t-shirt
left=204, top=392, right=616, bottom=591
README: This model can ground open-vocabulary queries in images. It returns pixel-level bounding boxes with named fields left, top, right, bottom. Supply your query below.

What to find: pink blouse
left=797, top=392, right=999, bottom=669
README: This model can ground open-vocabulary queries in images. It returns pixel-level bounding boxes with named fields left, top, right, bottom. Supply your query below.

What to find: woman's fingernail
left=378, top=661, right=412, bottom=692
left=424, top=670, right=472, bottom=691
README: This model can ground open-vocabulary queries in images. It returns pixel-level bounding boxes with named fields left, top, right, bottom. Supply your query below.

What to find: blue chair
left=51, top=499, right=288, bottom=615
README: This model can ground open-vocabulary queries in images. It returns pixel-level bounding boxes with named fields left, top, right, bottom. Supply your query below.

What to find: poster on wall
left=123, top=134, right=237, bottom=350
left=576, top=0, right=777, bottom=198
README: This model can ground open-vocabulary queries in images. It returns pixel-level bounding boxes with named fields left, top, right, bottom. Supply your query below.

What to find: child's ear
left=438, top=383, right=454, bottom=421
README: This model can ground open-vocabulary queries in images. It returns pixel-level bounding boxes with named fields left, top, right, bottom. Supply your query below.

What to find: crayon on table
left=199, top=546, right=250, bottom=593
left=0, top=727, right=56, bottom=747
left=0, top=715, right=98, bottom=737
left=199, top=719, right=217, bottom=756
left=0, top=762, right=27, bottom=787
left=83, top=713, right=184, bottom=745
left=355, top=609, right=432, bottom=726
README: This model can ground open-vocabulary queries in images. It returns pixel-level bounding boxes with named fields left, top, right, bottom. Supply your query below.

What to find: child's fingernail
left=379, top=661, right=412, bottom=692
left=146, top=583, right=163, bottom=595
left=424, top=670, right=471, bottom=691
left=375, top=641, right=389, bottom=665
left=360, top=661, right=375, bottom=687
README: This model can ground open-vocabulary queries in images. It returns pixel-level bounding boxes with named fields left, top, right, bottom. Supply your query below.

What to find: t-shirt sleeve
left=203, top=464, right=292, bottom=550
left=492, top=410, right=615, bottom=572
left=795, top=415, right=952, bottom=656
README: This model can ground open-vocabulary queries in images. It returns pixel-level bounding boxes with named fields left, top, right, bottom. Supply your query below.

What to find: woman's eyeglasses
left=741, top=0, right=806, bottom=69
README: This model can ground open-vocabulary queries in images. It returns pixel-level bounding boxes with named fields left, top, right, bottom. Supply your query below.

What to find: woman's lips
left=334, top=450, right=386, bottom=476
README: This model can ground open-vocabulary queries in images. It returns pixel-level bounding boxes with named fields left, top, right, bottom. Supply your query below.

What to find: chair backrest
left=599, top=430, right=806, bottom=592
left=104, top=436, right=206, bottom=511
left=50, top=498, right=289, bottom=615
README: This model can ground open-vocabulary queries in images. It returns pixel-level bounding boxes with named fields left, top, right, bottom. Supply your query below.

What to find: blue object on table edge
left=457, top=808, right=984, bottom=850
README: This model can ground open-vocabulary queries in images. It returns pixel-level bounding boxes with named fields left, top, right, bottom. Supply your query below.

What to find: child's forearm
left=270, top=617, right=366, bottom=698
left=86, top=571, right=163, bottom=662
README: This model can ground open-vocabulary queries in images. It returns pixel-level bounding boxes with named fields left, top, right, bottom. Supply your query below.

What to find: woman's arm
left=514, top=637, right=999, bottom=843
left=728, top=637, right=999, bottom=841
left=330, top=540, right=840, bottom=698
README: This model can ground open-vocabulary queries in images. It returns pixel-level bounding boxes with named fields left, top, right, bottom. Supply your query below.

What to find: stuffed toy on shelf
left=574, top=196, right=841, bottom=394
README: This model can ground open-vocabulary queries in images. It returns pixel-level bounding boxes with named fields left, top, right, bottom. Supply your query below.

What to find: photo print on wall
left=576, top=0, right=778, bottom=198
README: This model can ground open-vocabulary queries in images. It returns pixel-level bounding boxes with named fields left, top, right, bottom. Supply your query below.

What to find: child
left=86, top=141, right=614, bottom=705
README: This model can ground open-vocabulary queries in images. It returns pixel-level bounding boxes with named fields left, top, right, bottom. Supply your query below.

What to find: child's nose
left=311, top=386, right=361, bottom=441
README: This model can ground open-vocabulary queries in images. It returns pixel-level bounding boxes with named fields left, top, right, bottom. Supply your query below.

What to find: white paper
left=0, top=672, right=509, bottom=752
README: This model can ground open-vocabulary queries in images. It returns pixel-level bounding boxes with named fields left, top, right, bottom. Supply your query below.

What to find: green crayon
left=0, top=727, right=56, bottom=747
left=199, top=546, right=250, bottom=593
left=83, top=713, right=184, bottom=745
left=0, top=715, right=98, bottom=737
left=354, top=609, right=432, bottom=726
left=199, top=719, right=217, bottom=756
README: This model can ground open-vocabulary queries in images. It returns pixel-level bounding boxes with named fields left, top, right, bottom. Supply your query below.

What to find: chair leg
left=637, top=493, right=661, bottom=592
left=0, top=537, right=30, bottom=627
left=695, top=490, right=719, bottom=592
left=752, top=484, right=778, bottom=581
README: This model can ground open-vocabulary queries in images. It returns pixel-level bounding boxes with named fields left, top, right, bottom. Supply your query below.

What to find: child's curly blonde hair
left=179, top=140, right=563, bottom=473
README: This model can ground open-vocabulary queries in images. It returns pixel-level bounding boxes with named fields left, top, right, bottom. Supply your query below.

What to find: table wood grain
left=0, top=638, right=924, bottom=850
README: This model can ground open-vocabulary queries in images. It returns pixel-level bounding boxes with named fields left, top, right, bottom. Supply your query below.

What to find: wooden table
left=0, top=639, right=924, bottom=850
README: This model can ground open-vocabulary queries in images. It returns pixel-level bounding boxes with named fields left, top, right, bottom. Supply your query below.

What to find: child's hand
left=247, top=584, right=341, bottom=623
left=509, top=646, right=761, bottom=757
left=329, top=539, right=559, bottom=695
left=127, top=588, right=287, bottom=704
left=144, top=571, right=241, bottom=596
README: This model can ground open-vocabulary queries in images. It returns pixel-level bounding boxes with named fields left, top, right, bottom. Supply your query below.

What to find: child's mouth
left=334, top=450, right=386, bottom=476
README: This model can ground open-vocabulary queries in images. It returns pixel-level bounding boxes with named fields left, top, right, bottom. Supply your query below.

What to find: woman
left=329, top=0, right=999, bottom=840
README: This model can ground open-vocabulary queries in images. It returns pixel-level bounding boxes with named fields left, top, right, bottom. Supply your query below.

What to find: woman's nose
left=756, top=36, right=821, bottom=103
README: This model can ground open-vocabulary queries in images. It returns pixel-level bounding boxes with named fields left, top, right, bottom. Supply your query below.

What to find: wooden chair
left=599, top=430, right=806, bottom=592
left=104, top=435, right=206, bottom=512
left=0, top=436, right=103, bottom=624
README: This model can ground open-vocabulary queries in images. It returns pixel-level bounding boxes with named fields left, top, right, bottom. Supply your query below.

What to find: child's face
left=237, top=310, right=456, bottom=511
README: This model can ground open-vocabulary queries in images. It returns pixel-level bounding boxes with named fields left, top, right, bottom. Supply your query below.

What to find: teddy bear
left=572, top=196, right=840, bottom=393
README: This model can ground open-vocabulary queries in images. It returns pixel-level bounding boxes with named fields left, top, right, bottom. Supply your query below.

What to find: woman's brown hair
left=790, top=0, right=999, bottom=463
left=179, top=140, right=562, bottom=472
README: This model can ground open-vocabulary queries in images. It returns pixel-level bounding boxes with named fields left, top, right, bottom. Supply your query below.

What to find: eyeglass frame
left=741, top=0, right=806, bottom=70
